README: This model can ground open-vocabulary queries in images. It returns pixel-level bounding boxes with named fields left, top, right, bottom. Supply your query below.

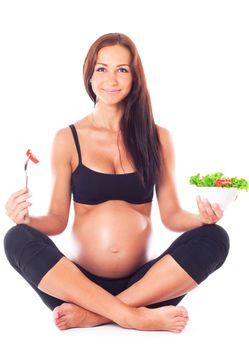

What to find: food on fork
left=24, top=149, right=39, bottom=190
left=26, top=149, right=39, bottom=164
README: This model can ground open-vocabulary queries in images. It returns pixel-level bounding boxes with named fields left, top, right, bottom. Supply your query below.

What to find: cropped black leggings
left=3, top=223, right=230, bottom=311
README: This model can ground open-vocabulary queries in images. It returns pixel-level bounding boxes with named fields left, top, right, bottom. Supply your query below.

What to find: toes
left=55, top=315, right=68, bottom=326
left=178, top=306, right=189, bottom=318
left=175, top=316, right=188, bottom=323
left=173, top=315, right=188, bottom=333
left=56, top=321, right=68, bottom=330
left=53, top=303, right=68, bottom=319
left=53, top=306, right=61, bottom=320
left=55, top=317, right=71, bottom=330
left=173, top=322, right=187, bottom=333
left=53, top=303, right=70, bottom=321
left=174, top=326, right=185, bottom=333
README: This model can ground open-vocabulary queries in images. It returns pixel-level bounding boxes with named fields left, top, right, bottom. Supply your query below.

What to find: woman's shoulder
left=155, top=124, right=172, bottom=145
left=53, top=126, right=72, bottom=145
left=53, top=116, right=90, bottom=141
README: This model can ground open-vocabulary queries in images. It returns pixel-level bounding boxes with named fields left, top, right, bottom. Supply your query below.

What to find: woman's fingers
left=203, top=198, right=219, bottom=221
left=5, top=188, right=32, bottom=224
left=5, top=188, right=27, bottom=207
left=9, top=202, right=32, bottom=224
left=14, top=206, right=30, bottom=224
left=196, top=196, right=210, bottom=221
left=196, top=196, right=223, bottom=224
left=6, top=190, right=31, bottom=210
left=6, top=190, right=31, bottom=211
left=211, top=202, right=223, bottom=218
left=11, top=201, right=32, bottom=220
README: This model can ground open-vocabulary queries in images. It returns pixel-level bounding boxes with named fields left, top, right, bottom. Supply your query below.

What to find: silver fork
left=24, top=157, right=30, bottom=191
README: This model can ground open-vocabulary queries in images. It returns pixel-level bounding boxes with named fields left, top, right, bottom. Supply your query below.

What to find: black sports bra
left=69, top=124, right=155, bottom=205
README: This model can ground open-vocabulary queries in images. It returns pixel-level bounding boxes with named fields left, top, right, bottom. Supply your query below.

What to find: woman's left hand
left=196, top=195, right=224, bottom=224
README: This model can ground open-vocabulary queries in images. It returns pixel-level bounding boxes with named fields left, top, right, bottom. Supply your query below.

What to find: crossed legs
left=4, top=223, right=230, bottom=332
left=51, top=254, right=197, bottom=330
left=38, top=254, right=190, bottom=332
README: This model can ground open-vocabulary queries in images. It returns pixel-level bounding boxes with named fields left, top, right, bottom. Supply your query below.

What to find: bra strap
left=69, top=124, right=82, bottom=164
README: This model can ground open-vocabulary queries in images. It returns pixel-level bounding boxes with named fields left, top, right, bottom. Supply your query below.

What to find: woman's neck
left=92, top=103, right=124, bottom=132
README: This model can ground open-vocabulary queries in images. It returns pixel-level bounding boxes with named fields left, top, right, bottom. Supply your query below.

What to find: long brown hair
left=83, top=33, right=163, bottom=188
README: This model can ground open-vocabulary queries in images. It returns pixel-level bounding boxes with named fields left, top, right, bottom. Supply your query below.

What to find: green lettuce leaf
left=189, top=172, right=249, bottom=191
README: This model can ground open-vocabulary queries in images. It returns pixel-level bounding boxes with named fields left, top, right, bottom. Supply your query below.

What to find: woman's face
left=91, top=45, right=133, bottom=106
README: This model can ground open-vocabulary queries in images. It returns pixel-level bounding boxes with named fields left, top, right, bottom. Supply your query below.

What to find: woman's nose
left=106, top=72, right=118, bottom=85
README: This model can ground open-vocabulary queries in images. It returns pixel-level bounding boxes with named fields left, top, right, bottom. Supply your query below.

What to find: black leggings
left=3, top=223, right=230, bottom=311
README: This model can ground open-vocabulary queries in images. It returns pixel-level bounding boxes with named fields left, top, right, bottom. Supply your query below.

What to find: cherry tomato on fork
left=26, top=149, right=39, bottom=164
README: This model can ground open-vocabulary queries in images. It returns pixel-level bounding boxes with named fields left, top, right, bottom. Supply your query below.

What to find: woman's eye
left=96, top=67, right=129, bottom=73
left=119, top=68, right=129, bottom=73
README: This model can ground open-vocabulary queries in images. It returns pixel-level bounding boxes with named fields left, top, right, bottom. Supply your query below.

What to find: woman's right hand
left=5, top=188, right=32, bottom=225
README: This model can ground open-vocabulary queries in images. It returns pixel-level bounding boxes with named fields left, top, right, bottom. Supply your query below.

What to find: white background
left=0, top=0, right=248, bottom=349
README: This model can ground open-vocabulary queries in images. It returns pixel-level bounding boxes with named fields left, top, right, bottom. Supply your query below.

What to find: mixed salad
left=189, top=172, right=249, bottom=191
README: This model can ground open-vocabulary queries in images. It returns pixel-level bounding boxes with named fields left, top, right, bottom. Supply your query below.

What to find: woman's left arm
left=155, top=126, right=223, bottom=232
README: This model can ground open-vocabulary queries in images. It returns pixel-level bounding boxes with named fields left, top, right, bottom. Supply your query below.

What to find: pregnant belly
left=70, top=202, right=152, bottom=278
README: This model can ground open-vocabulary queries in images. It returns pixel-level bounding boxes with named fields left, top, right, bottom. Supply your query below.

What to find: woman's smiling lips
left=102, top=89, right=121, bottom=93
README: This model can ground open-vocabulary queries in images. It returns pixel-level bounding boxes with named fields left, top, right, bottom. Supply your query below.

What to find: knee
left=4, top=224, right=33, bottom=267
left=212, top=224, right=230, bottom=250
left=182, top=224, right=230, bottom=284
left=200, top=224, right=230, bottom=267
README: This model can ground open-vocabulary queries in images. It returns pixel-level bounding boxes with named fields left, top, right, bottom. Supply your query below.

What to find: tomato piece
left=26, top=149, right=39, bottom=164
left=215, top=179, right=232, bottom=187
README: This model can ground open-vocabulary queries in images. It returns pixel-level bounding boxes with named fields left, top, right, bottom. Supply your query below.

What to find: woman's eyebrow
left=96, top=63, right=130, bottom=67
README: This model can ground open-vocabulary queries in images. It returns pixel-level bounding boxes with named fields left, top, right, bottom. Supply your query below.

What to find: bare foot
left=53, top=303, right=189, bottom=333
left=131, top=305, right=189, bottom=333
left=53, top=303, right=111, bottom=330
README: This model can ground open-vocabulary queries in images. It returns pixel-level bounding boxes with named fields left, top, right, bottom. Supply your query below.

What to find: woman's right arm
left=5, top=128, right=72, bottom=236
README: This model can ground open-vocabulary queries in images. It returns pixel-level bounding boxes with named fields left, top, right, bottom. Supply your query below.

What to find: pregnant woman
left=4, top=33, right=229, bottom=333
